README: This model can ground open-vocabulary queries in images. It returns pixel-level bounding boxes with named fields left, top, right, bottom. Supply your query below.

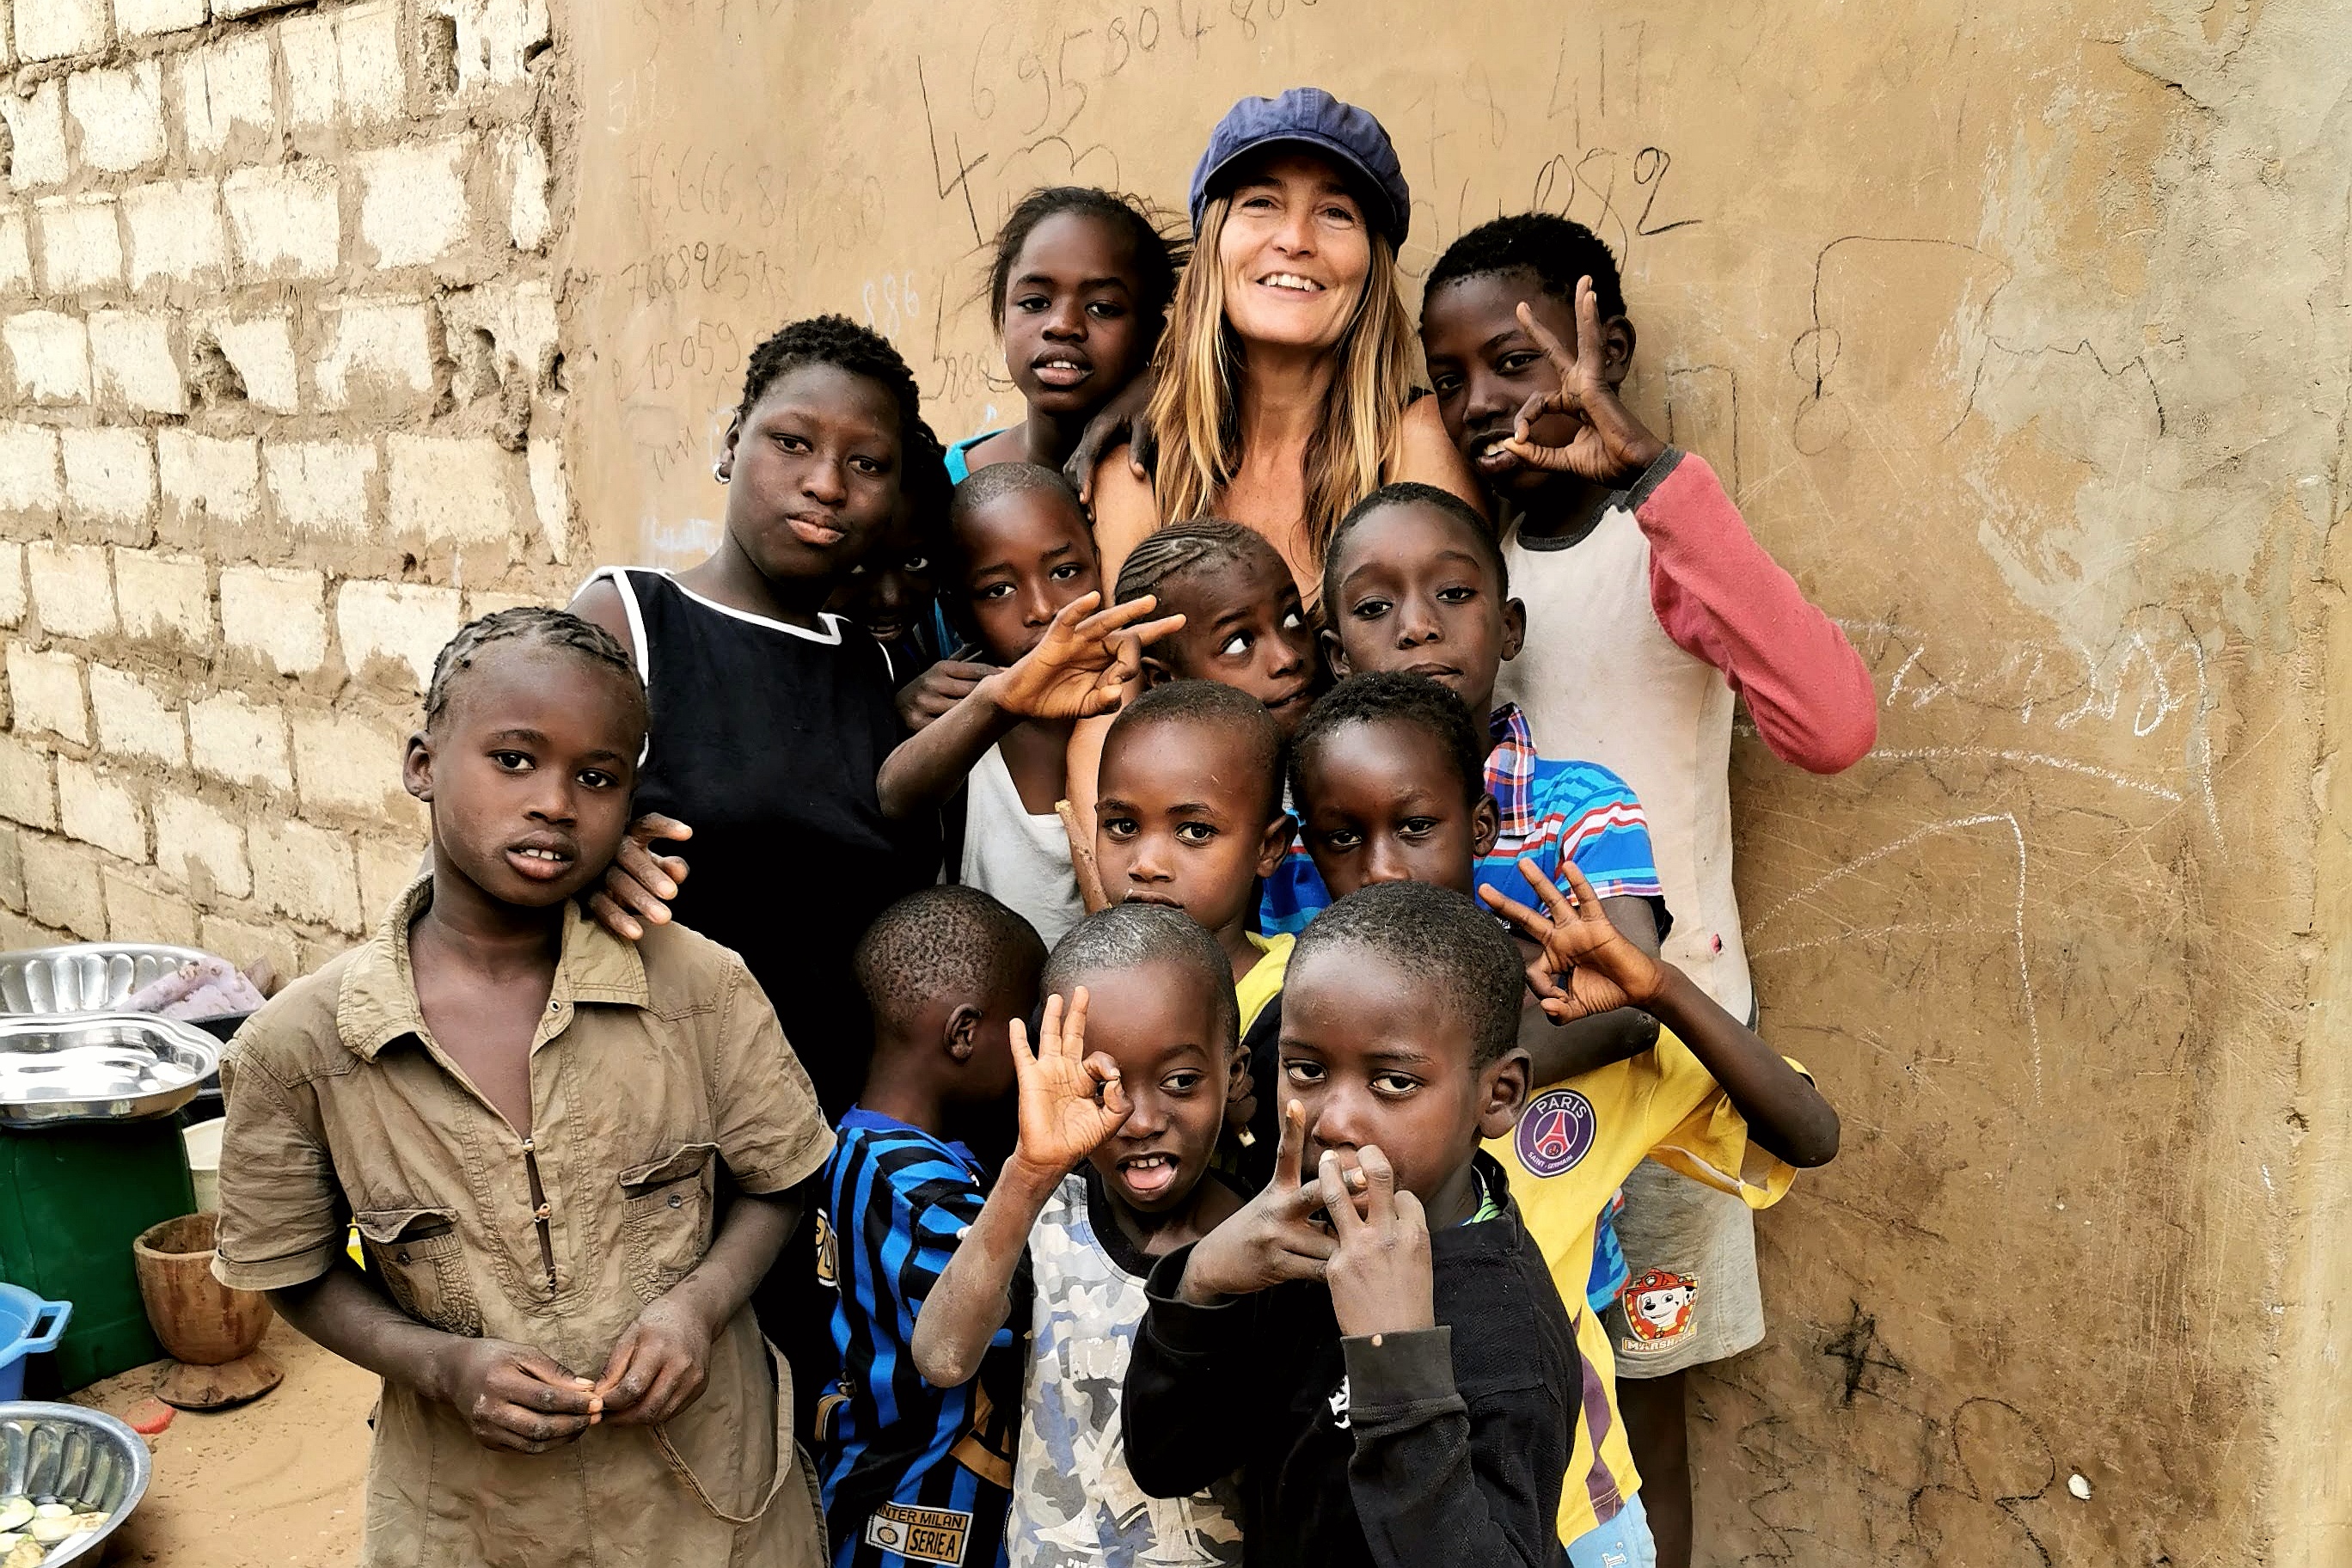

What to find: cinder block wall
left=0, top=0, right=574, bottom=976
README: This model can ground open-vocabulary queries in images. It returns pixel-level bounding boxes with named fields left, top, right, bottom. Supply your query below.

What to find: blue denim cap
left=1189, top=87, right=1409, bottom=246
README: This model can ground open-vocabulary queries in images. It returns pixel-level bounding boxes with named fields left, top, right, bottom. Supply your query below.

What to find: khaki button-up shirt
left=213, top=879, right=836, bottom=1568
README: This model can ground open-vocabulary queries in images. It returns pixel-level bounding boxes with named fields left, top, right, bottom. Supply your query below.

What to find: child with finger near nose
left=1122, top=881, right=1578, bottom=1568
left=911, top=909, right=1251, bottom=1567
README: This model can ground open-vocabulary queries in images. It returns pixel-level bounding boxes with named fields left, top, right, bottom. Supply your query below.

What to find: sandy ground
left=70, top=1320, right=374, bottom=1566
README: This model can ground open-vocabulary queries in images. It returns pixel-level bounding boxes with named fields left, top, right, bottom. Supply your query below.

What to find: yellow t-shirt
left=1485, top=1028, right=1804, bottom=1542
left=1236, top=931, right=1292, bottom=1037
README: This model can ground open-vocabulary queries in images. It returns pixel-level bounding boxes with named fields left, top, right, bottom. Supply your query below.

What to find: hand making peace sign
left=992, top=591, right=1185, bottom=722
left=1498, top=278, right=1669, bottom=487
left=1479, top=857, right=1668, bottom=1024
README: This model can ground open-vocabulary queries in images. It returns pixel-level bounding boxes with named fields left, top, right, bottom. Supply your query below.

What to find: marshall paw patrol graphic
left=1619, top=1268, right=1699, bottom=1352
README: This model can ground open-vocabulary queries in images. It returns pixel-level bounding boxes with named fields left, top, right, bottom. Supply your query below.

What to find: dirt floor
left=71, top=1320, right=374, bottom=1566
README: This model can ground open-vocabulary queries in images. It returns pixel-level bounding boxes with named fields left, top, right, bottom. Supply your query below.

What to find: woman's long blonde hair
left=1144, top=193, right=1419, bottom=568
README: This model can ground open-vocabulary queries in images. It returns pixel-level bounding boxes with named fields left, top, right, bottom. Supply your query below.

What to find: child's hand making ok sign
left=991, top=591, right=1184, bottom=722
left=1480, top=857, right=1668, bottom=1024
left=1005, top=988, right=1134, bottom=1186
left=1498, top=278, right=1669, bottom=487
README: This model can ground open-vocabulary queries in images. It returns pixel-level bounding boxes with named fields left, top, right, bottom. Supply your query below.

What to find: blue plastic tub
left=0, top=1282, right=71, bottom=1400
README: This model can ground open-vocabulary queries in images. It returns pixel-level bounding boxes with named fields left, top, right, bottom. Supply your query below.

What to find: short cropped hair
left=737, top=315, right=922, bottom=450
left=1042, top=902, right=1240, bottom=1050
left=1322, top=481, right=1508, bottom=613
left=1112, top=518, right=1288, bottom=608
left=1104, top=678, right=1284, bottom=825
left=854, top=885, right=1046, bottom=1028
left=1291, top=880, right=1524, bottom=1066
left=947, top=460, right=1084, bottom=536
left=1289, top=671, right=1485, bottom=811
left=1424, top=212, right=1626, bottom=322
left=424, top=607, right=646, bottom=737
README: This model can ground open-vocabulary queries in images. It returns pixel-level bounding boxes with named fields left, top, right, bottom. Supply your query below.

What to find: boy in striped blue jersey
left=818, top=886, right=1048, bottom=1568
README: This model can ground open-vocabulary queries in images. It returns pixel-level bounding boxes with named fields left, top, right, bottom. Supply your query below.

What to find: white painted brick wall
left=5, top=642, right=87, bottom=742
left=26, top=540, right=115, bottom=639
left=24, top=836, right=104, bottom=939
left=224, top=163, right=340, bottom=280
left=529, top=435, right=572, bottom=563
left=0, top=424, right=61, bottom=516
left=206, top=314, right=299, bottom=413
left=2, top=83, right=69, bottom=193
left=263, top=439, right=376, bottom=534
left=502, top=126, right=552, bottom=251
left=293, top=709, right=409, bottom=817
left=15, top=0, right=105, bottom=64
left=440, top=277, right=559, bottom=390
left=250, top=816, right=361, bottom=931
left=355, top=835, right=423, bottom=922
left=0, top=547, right=21, bottom=628
left=177, top=35, right=276, bottom=160
left=89, top=310, right=186, bottom=414
left=61, top=427, right=157, bottom=534
left=387, top=435, right=523, bottom=545
left=102, top=867, right=196, bottom=944
left=3, top=310, right=89, bottom=403
left=279, top=11, right=341, bottom=131
left=189, top=689, right=291, bottom=789
left=34, top=193, right=121, bottom=295
left=66, top=64, right=168, bottom=175
left=0, top=735, right=57, bottom=828
left=123, top=179, right=228, bottom=291
left=155, top=790, right=249, bottom=897
left=356, top=139, right=473, bottom=269
left=58, top=757, right=147, bottom=861
left=89, top=662, right=185, bottom=766
left=337, top=579, right=462, bottom=689
left=438, top=0, right=550, bottom=90
left=113, top=0, right=208, bottom=40
left=0, top=211, right=30, bottom=296
left=315, top=299, right=435, bottom=411
left=111, top=548, right=209, bottom=643
left=219, top=565, right=327, bottom=674
left=338, top=2, right=407, bottom=126
left=157, top=431, right=261, bottom=528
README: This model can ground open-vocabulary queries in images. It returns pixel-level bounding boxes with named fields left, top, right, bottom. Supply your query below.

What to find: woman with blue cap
left=1087, top=87, right=1483, bottom=599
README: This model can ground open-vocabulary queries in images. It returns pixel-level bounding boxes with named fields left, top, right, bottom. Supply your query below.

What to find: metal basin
left=0, top=946, right=214, bottom=1017
left=0, top=1015, right=219, bottom=1127
left=0, top=1402, right=150, bottom=1565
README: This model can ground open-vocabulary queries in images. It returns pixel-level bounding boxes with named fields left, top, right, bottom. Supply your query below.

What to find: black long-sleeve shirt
left=1121, top=1153, right=1577, bottom=1568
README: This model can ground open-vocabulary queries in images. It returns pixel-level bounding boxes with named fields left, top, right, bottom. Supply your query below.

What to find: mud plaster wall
left=560, top=3, right=2352, bottom=1563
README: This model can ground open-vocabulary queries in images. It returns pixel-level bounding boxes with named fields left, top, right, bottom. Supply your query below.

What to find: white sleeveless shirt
left=1497, top=505, right=1753, bottom=1019
left=959, top=742, right=1087, bottom=947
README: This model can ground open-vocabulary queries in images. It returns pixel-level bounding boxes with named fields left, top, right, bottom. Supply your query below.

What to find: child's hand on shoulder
left=898, top=656, right=1000, bottom=732
left=990, top=593, right=1184, bottom=721
left=435, top=1338, right=603, bottom=1452
left=1316, top=1145, right=1435, bottom=1338
left=1500, top=279, right=1668, bottom=487
left=594, top=1293, right=717, bottom=1427
left=1178, top=1101, right=1338, bottom=1305
left=1481, top=858, right=1666, bottom=1024
left=1008, top=989, right=1135, bottom=1185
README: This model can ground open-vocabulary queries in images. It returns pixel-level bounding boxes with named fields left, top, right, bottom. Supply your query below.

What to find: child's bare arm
left=593, top=1185, right=799, bottom=1426
left=1484, top=859, right=1840, bottom=1167
left=912, top=991, right=1133, bottom=1385
left=271, top=1261, right=601, bottom=1452
left=1514, top=893, right=1662, bottom=1086
left=876, top=593, right=1183, bottom=818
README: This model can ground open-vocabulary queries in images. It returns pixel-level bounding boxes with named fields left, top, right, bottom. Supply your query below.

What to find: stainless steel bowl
left=0, top=1402, right=150, bottom=1565
left=0, top=1014, right=219, bottom=1127
left=0, top=946, right=214, bottom=1016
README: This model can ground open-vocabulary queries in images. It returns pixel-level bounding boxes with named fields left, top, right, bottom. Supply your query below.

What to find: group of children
left=211, top=165, right=1875, bottom=1568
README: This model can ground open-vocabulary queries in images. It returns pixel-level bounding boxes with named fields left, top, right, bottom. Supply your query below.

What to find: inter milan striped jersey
left=820, top=1110, right=1022, bottom=1568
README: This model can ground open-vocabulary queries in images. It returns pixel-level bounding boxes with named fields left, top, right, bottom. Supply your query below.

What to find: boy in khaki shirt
left=213, top=609, right=836, bottom=1567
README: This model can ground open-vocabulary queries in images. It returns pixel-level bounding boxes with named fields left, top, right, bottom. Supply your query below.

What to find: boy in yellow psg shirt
left=1284, top=672, right=1841, bottom=1556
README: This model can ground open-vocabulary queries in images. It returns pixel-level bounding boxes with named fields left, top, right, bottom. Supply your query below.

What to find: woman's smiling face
left=1216, top=150, right=1373, bottom=353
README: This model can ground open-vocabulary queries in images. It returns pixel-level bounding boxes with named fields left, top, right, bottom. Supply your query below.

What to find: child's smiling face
left=406, top=647, right=641, bottom=911
left=952, top=488, right=1102, bottom=664
left=1095, top=716, right=1289, bottom=940
left=1276, top=942, right=1527, bottom=1215
left=1325, top=500, right=1526, bottom=719
left=1420, top=271, right=1591, bottom=503
left=1295, top=715, right=1498, bottom=899
left=723, top=362, right=901, bottom=587
left=1063, top=957, right=1234, bottom=1214
left=1001, top=211, right=1152, bottom=418
left=1142, top=553, right=1318, bottom=734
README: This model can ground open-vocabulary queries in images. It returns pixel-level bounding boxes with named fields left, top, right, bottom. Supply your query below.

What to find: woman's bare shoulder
left=1089, top=456, right=1163, bottom=583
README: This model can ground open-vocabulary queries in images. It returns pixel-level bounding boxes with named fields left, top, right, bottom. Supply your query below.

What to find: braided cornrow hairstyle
left=1112, top=518, right=1282, bottom=607
left=736, top=315, right=924, bottom=461
left=424, top=606, right=647, bottom=736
